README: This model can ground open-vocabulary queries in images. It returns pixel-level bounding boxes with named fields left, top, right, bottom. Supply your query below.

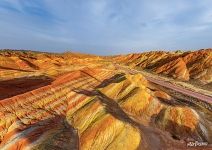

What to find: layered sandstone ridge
left=0, top=50, right=103, bottom=80
left=0, top=49, right=211, bottom=149
left=0, top=50, right=110, bottom=100
left=113, top=49, right=212, bottom=84
left=0, top=70, right=210, bottom=149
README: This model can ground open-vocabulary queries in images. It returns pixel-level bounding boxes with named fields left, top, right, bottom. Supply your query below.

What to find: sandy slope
left=113, top=49, right=212, bottom=84
left=0, top=50, right=211, bottom=150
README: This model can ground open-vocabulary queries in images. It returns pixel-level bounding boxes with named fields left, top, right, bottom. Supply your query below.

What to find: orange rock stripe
left=2, top=117, right=62, bottom=150
left=0, top=70, right=114, bottom=145
left=0, top=76, right=90, bottom=117
left=67, top=96, right=87, bottom=111
left=0, top=70, right=108, bottom=108
left=0, top=76, right=90, bottom=106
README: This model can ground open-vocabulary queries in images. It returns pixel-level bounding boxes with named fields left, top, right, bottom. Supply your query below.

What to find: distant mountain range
left=0, top=48, right=211, bottom=150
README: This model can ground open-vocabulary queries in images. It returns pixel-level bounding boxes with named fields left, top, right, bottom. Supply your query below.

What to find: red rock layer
left=0, top=50, right=211, bottom=150
left=113, top=49, right=212, bottom=83
left=0, top=67, right=115, bottom=150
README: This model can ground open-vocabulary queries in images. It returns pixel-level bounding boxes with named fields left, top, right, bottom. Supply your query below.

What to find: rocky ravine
left=0, top=50, right=211, bottom=150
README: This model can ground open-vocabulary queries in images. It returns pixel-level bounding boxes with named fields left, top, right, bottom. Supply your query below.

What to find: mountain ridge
left=0, top=48, right=211, bottom=149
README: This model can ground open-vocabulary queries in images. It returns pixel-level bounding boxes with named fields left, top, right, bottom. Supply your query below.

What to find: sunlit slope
left=113, top=49, right=212, bottom=84
left=0, top=70, right=210, bottom=149
left=0, top=50, right=104, bottom=80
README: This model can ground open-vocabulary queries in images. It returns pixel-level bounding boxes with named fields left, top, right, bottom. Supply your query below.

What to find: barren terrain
left=0, top=49, right=211, bottom=150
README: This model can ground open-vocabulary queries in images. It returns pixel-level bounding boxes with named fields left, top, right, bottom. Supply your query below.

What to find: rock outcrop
left=0, top=50, right=211, bottom=149
left=113, top=49, right=212, bottom=84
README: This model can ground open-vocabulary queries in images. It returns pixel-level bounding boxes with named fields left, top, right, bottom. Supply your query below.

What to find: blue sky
left=0, top=0, right=211, bottom=55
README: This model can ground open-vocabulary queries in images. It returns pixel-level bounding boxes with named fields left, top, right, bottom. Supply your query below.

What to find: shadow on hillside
left=0, top=75, right=53, bottom=100
left=0, top=114, right=79, bottom=150
left=157, top=97, right=186, bottom=107
left=74, top=89, right=169, bottom=150
left=145, top=55, right=180, bottom=69
left=154, top=108, right=209, bottom=144
left=72, top=73, right=210, bottom=149
left=0, top=66, right=35, bottom=72
left=74, top=88, right=209, bottom=149
left=19, top=57, right=40, bottom=70
left=95, top=73, right=125, bottom=88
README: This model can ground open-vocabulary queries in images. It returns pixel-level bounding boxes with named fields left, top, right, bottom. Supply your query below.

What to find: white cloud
left=0, top=0, right=211, bottom=54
